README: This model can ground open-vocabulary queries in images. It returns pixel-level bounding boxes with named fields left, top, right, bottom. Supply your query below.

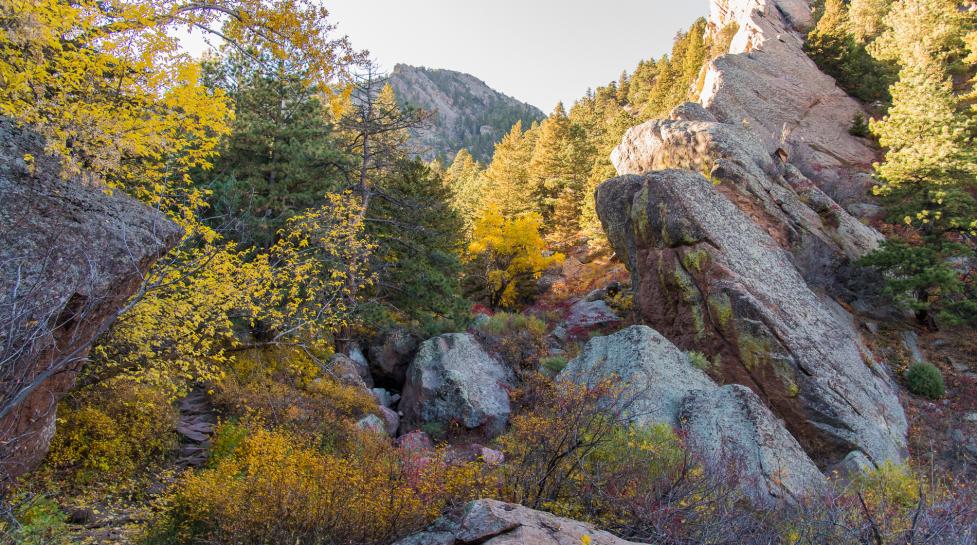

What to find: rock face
left=0, top=118, right=181, bottom=479
left=399, top=333, right=515, bottom=436
left=561, top=326, right=826, bottom=504
left=389, top=64, right=544, bottom=163
left=612, top=102, right=884, bottom=309
left=700, top=0, right=879, bottom=211
left=394, top=499, right=645, bottom=545
left=367, top=327, right=419, bottom=388
left=559, top=326, right=715, bottom=428
left=595, top=171, right=907, bottom=468
left=680, top=385, right=827, bottom=505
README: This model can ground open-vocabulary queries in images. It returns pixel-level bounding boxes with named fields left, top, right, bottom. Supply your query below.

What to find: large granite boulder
left=393, top=499, right=645, bottom=545
left=399, top=333, right=515, bottom=436
left=559, top=326, right=714, bottom=428
left=680, top=385, right=827, bottom=506
left=561, top=325, right=826, bottom=505
left=612, top=103, right=883, bottom=307
left=595, top=171, right=908, bottom=468
left=0, top=118, right=181, bottom=479
left=700, top=0, right=879, bottom=211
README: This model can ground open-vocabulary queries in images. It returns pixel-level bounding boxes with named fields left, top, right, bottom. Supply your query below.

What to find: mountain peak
left=389, top=64, right=544, bottom=163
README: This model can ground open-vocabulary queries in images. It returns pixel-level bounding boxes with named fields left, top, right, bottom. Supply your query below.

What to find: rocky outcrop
left=389, top=64, right=544, bottom=162
left=399, top=333, right=515, bottom=436
left=595, top=171, right=907, bottom=468
left=680, top=385, right=827, bottom=505
left=612, top=102, right=884, bottom=308
left=700, top=0, right=878, bottom=211
left=561, top=326, right=826, bottom=504
left=0, top=118, right=181, bottom=479
left=559, top=326, right=715, bottom=428
left=367, top=327, right=419, bottom=388
left=393, top=499, right=645, bottom=545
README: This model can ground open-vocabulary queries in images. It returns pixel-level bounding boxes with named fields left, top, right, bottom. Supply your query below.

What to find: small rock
left=833, top=450, right=875, bottom=478
left=368, top=327, right=420, bottom=387
left=371, top=388, right=399, bottom=408
left=396, top=431, right=434, bottom=452
left=565, top=299, right=620, bottom=331
left=480, top=447, right=504, bottom=466
left=901, top=331, right=925, bottom=364
left=330, top=353, right=372, bottom=389
left=473, top=313, right=492, bottom=328
left=379, top=406, right=400, bottom=436
left=964, top=413, right=977, bottom=423
left=863, top=321, right=879, bottom=335
left=356, top=414, right=386, bottom=435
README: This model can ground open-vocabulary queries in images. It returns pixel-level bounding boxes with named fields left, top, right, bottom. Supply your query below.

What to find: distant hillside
left=389, top=64, right=545, bottom=163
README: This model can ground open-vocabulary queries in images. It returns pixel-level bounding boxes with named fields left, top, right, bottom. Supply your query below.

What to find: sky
left=323, top=1, right=708, bottom=112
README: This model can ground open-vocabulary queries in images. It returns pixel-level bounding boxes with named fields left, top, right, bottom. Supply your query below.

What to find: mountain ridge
left=388, top=63, right=545, bottom=163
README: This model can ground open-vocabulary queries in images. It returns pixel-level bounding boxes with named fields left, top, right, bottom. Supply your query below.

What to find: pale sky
left=326, top=1, right=708, bottom=112
left=178, top=1, right=708, bottom=112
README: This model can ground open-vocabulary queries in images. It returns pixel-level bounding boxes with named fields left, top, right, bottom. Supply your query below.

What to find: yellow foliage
left=44, top=380, right=178, bottom=486
left=467, top=206, right=564, bottom=308
left=149, top=426, right=488, bottom=545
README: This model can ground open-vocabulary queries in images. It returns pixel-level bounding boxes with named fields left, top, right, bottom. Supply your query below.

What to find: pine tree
left=527, top=103, right=573, bottom=218
left=861, top=0, right=977, bottom=326
left=482, top=120, right=535, bottom=217
left=443, top=149, right=485, bottom=232
left=847, top=0, right=891, bottom=43
left=201, top=55, right=350, bottom=249
left=367, top=159, right=469, bottom=333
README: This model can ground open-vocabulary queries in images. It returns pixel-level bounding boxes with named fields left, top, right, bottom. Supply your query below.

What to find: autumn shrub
left=147, top=426, right=488, bottom=545
left=214, top=348, right=377, bottom=441
left=0, top=493, right=69, bottom=545
left=44, top=379, right=178, bottom=487
left=474, top=312, right=548, bottom=376
left=906, top=362, right=945, bottom=400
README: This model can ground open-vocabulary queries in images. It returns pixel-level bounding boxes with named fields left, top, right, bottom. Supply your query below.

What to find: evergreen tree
left=861, top=0, right=977, bottom=326
left=847, top=0, right=891, bottom=43
left=201, top=54, right=350, bottom=248
left=805, top=0, right=895, bottom=103
left=367, top=159, right=469, bottom=333
left=443, top=149, right=485, bottom=233
left=482, top=121, right=535, bottom=217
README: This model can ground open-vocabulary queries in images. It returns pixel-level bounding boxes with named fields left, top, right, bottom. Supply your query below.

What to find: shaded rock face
left=393, top=499, right=645, bottom=545
left=0, top=118, right=181, bottom=479
left=701, top=0, right=878, bottom=211
left=595, top=172, right=907, bottom=468
left=367, top=327, right=419, bottom=388
left=559, top=326, right=715, bottom=428
left=680, top=385, right=827, bottom=505
left=399, top=333, right=515, bottom=436
left=562, top=326, right=826, bottom=505
left=612, top=103, right=884, bottom=309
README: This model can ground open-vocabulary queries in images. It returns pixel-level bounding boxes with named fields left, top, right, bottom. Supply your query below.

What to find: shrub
left=475, top=312, right=548, bottom=376
left=540, top=355, right=568, bottom=375
left=906, top=362, right=945, bottom=399
left=849, top=113, right=870, bottom=137
left=147, top=426, right=487, bottom=545
left=214, top=348, right=377, bottom=439
left=0, top=494, right=69, bottom=545
left=45, top=380, right=178, bottom=486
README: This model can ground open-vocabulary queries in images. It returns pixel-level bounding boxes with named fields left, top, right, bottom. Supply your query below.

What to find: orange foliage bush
left=148, top=426, right=488, bottom=545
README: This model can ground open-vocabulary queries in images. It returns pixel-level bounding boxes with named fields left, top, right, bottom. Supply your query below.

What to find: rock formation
left=561, top=326, right=826, bottom=505
left=596, top=171, right=906, bottom=469
left=399, top=333, right=515, bottom=436
left=0, top=118, right=181, bottom=479
left=389, top=64, right=545, bottom=162
left=701, top=0, right=879, bottom=211
left=595, top=0, right=909, bottom=473
left=393, top=499, right=646, bottom=545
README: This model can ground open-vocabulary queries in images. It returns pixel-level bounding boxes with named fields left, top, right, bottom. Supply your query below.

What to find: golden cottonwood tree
left=466, top=206, right=563, bottom=309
